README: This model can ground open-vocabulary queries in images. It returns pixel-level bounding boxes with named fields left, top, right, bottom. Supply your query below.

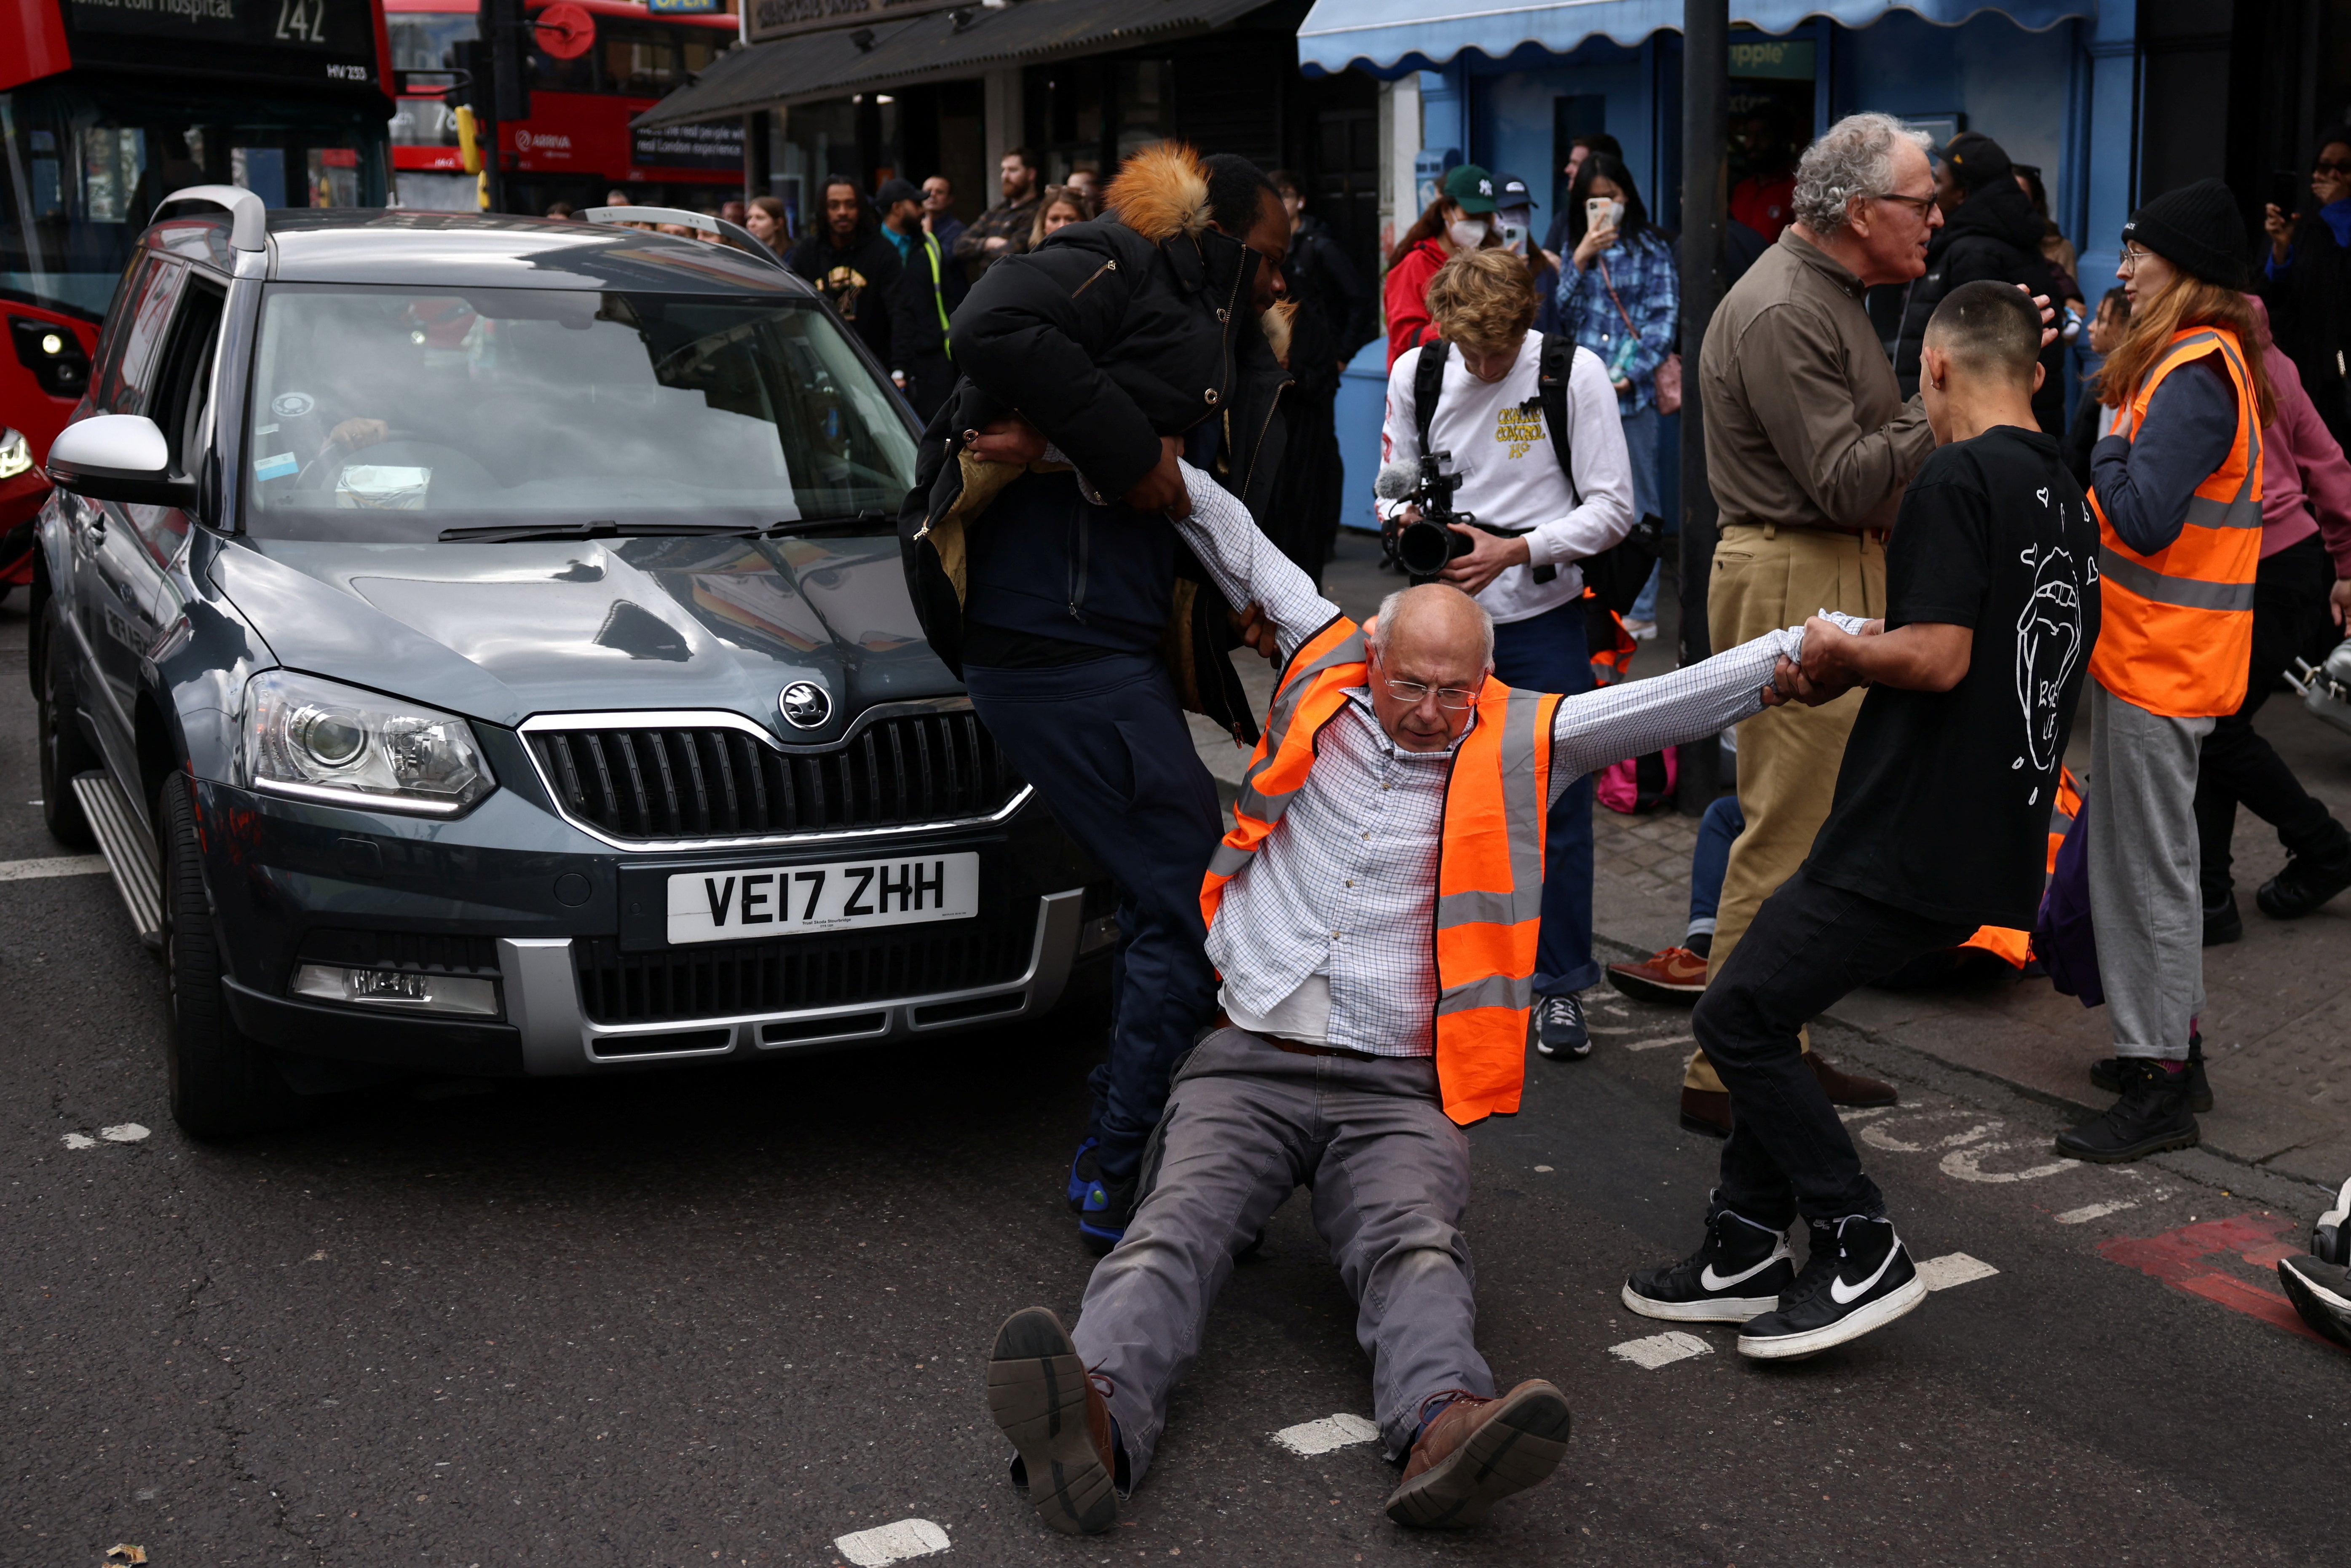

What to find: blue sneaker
left=1076, top=1169, right=1137, bottom=1255
left=1065, top=1137, right=1101, bottom=1214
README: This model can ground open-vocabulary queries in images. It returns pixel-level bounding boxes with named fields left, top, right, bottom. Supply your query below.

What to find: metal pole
left=1674, top=0, right=1728, bottom=815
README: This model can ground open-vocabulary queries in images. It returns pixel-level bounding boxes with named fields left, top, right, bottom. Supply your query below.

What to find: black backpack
left=1411, top=333, right=1661, bottom=614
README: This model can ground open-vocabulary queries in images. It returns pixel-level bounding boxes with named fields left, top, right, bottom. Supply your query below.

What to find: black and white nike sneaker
left=1736, top=1214, right=1926, bottom=1361
left=2278, top=1254, right=2351, bottom=1351
left=1533, top=993, right=1591, bottom=1060
left=1623, top=1201, right=1795, bottom=1322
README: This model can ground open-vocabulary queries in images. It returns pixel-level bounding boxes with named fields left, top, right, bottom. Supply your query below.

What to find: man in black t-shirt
left=1624, top=281, right=2099, bottom=1361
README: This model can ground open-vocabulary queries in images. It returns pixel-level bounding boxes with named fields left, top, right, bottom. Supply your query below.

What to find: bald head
left=1366, top=585, right=1493, bottom=752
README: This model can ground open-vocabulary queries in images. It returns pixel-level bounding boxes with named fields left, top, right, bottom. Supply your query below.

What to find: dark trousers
left=1489, top=599, right=1600, bottom=995
left=1695, top=867, right=1972, bottom=1227
left=963, top=654, right=1223, bottom=1182
left=2194, top=535, right=2346, bottom=902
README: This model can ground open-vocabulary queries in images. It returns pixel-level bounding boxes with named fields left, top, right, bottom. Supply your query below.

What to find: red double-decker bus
left=388, top=0, right=742, bottom=216
left=0, top=0, right=394, bottom=582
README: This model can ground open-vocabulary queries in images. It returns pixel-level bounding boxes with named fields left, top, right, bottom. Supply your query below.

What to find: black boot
left=2201, top=892, right=2242, bottom=946
left=2256, top=825, right=2351, bottom=919
left=2056, top=1058, right=2199, bottom=1164
left=2090, top=1030, right=2210, bottom=1113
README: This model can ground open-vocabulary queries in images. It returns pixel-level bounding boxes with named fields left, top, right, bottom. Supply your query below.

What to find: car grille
left=525, top=709, right=1023, bottom=843
left=573, top=902, right=1039, bottom=1025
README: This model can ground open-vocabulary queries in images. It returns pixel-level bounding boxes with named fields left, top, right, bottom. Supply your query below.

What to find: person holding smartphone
left=1555, top=152, right=1679, bottom=640
left=2260, top=127, right=2351, bottom=447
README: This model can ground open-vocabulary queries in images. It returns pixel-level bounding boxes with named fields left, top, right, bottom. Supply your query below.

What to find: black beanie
left=2122, top=179, right=2249, bottom=289
left=1942, top=133, right=2012, bottom=196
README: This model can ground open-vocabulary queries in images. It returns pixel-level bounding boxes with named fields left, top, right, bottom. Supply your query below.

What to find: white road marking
left=0, top=854, right=109, bottom=883
left=1916, top=1252, right=2000, bottom=1291
left=1272, top=1413, right=1380, bottom=1456
left=1939, top=1140, right=2073, bottom=1184
left=2054, top=1199, right=2137, bottom=1225
left=1618, top=1035, right=1692, bottom=1052
left=1862, top=1112, right=2003, bottom=1153
left=833, top=1518, right=949, bottom=1566
left=1601, top=1003, right=1629, bottom=1016
left=1609, top=1330, right=1712, bottom=1369
left=100, top=1123, right=150, bottom=1143
left=1533, top=1164, right=1554, bottom=1172
left=62, top=1133, right=96, bottom=1150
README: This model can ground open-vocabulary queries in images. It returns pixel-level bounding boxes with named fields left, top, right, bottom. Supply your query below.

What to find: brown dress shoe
left=1382, top=1380, right=1572, bottom=1528
left=1606, top=945, right=1709, bottom=1005
left=1809, top=1052, right=1898, bottom=1107
left=986, top=1307, right=1119, bottom=1535
left=1679, top=1086, right=1731, bottom=1137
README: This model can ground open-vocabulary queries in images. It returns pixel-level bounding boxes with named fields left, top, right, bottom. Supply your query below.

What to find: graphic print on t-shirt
left=1494, top=401, right=1545, bottom=461
left=2015, top=488, right=2087, bottom=778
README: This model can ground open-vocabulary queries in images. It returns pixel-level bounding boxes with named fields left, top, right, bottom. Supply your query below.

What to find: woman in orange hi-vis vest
left=2056, top=181, right=2276, bottom=1166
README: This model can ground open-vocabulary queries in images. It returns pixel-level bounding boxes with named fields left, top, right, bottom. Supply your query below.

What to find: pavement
left=6, top=554, right=2351, bottom=1568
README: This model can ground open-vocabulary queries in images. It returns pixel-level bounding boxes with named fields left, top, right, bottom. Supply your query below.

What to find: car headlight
left=243, top=670, right=495, bottom=815
left=0, top=427, right=30, bottom=482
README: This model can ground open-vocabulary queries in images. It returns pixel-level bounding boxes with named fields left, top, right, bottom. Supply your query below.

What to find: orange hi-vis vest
left=1958, top=765, right=2083, bottom=968
left=1198, top=616, right=1563, bottom=1127
left=2088, top=325, right=2263, bottom=718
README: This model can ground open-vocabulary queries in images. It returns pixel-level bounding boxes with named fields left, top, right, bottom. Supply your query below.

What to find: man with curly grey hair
left=1664, top=111, right=1942, bottom=1135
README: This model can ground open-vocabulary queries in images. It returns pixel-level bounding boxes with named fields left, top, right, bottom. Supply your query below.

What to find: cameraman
left=1377, top=247, right=1636, bottom=1057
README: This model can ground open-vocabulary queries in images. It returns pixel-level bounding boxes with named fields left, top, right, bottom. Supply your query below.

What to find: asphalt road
left=3, top=587, right=2343, bottom=1568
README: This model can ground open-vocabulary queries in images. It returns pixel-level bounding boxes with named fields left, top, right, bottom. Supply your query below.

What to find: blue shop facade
left=1299, top=0, right=2346, bottom=533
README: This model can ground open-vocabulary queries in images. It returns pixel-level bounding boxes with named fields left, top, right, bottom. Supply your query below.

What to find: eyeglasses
left=2118, top=243, right=2156, bottom=272
left=1382, top=679, right=1481, bottom=711
left=1869, top=190, right=1938, bottom=219
left=2317, top=159, right=2351, bottom=177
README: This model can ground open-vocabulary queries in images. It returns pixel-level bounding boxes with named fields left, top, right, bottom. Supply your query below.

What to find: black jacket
left=2260, top=212, right=2351, bottom=447
left=785, top=231, right=905, bottom=368
left=898, top=146, right=1293, bottom=737
left=1895, top=181, right=2068, bottom=433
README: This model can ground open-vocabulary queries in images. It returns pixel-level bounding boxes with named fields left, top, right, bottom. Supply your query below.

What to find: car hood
left=208, top=531, right=956, bottom=741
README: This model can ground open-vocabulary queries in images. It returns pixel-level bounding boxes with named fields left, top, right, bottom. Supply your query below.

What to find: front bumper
left=195, top=771, right=1106, bottom=1077
left=225, top=888, right=1089, bottom=1074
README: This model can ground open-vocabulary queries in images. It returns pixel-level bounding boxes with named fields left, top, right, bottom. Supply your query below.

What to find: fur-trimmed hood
left=1105, top=142, right=1213, bottom=243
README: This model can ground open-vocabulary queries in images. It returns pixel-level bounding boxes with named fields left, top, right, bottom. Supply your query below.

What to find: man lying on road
left=983, top=453, right=1828, bottom=1534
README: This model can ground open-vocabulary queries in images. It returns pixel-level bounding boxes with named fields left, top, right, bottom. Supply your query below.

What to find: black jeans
left=2194, top=535, right=2346, bottom=902
left=963, top=654, right=1224, bottom=1183
left=1694, top=867, right=1973, bottom=1228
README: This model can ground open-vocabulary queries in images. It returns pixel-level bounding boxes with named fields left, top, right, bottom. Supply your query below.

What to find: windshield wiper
left=437, top=519, right=762, bottom=543
left=761, top=511, right=892, bottom=538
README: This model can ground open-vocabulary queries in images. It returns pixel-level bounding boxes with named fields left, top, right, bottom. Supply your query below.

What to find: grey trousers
left=2087, top=680, right=2216, bottom=1060
left=1068, top=1027, right=1490, bottom=1487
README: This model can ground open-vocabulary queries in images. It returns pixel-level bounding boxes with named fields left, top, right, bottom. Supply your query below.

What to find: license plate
left=664, top=852, right=980, bottom=945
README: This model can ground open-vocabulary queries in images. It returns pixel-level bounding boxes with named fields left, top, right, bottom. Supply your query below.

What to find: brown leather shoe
left=1383, top=1381, right=1572, bottom=1528
left=1679, top=1086, right=1731, bottom=1137
left=986, top=1307, right=1119, bottom=1535
left=1810, top=1052, right=1898, bottom=1107
left=1606, top=946, right=1709, bottom=1005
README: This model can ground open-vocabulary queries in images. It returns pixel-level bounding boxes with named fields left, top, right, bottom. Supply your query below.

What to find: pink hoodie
left=2249, top=294, right=2351, bottom=574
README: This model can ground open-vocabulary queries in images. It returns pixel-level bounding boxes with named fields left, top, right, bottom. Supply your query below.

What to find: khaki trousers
left=1684, top=524, right=1885, bottom=1093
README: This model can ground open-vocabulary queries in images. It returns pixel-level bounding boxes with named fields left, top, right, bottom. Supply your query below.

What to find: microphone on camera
left=1374, top=460, right=1419, bottom=502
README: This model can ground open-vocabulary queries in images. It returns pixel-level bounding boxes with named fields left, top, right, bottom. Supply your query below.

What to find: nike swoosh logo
left=1699, top=1255, right=1781, bottom=1292
left=1830, top=1244, right=1899, bottom=1305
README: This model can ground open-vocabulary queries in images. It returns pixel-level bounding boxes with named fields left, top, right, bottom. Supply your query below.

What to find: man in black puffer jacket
left=1895, top=133, right=2067, bottom=433
left=900, top=144, right=1293, bottom=1254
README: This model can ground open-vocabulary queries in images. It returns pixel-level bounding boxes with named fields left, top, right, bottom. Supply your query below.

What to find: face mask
left=1447, top=217, right=1490, bottom=250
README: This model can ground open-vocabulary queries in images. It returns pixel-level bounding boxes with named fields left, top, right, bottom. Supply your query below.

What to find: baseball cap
left=1441, top=164, right=1499, bottom=215
left=1495, top=173, right=1538, bottom=210
left=873, top=177, right=922, bottom=207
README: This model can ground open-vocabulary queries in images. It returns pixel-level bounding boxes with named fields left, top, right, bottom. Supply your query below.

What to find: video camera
left=1373, top=452, right=1533, bottom=583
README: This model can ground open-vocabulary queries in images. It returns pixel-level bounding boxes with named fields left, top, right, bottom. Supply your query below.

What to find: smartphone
left=2270, top=169, right=2305, bottom=221
left=1585, top=196, right=1623, bottom=233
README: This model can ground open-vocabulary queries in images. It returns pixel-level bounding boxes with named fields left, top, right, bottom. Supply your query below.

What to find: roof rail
left=151, top=185, right=268, bottom=252
left=578, top=205, right=790, bottom=274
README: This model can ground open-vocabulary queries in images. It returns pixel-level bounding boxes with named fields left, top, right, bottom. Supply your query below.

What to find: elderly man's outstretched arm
left=1545, top=626, right=1808, bottom=799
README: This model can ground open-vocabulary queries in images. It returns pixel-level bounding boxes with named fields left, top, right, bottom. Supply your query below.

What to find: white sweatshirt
left=1378, top=331, right=1636, bottom=625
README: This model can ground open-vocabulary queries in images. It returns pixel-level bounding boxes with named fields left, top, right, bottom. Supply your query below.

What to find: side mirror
left=46, top=413, right=198, bottom=508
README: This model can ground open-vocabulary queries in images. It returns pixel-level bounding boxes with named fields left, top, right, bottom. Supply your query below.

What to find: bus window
left=310, top=147, right=362, bottom=208
left=531, top=37, right=596, bottom=94
left=678, top=28, right=721, bottom=76
left=601, top=22, right=680, bottom=96
left=388, top=13, right=475, bottom=70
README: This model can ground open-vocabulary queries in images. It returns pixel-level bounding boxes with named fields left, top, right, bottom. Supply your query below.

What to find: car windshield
left=240, top=285, right=917, bottom=541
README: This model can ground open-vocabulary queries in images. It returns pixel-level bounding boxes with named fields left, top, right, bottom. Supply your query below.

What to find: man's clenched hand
left=1124, top=435, right=1192, bottom=518
left=964, top=416, right=1047, bottom=466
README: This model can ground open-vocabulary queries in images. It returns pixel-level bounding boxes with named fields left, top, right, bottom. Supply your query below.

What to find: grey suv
left=30, top=189, right=1109, bottom=1137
